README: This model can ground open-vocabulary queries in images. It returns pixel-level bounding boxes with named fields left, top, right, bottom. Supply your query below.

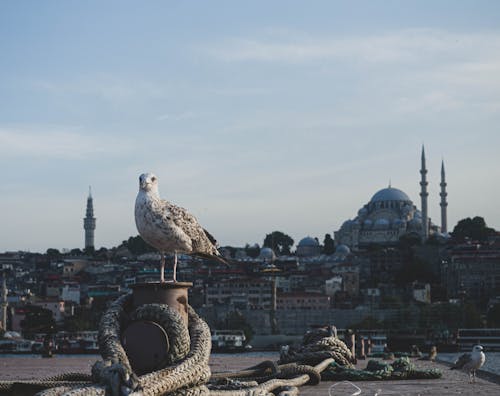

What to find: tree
left=244, top=244, right=260, bottom=258
left=398, top=233, right=422, bottom=251
left=70, top=248, right=83, bottom=256
left=45, top=248, right=61, bottom=260
left=323, top=234, right=335, bottom=255
left=263, top=231, right=294, bottom=255
left=452, top=216, right=496, bottom=242
left=64, top=306, right=100, bottom=332
left=20, top=305, right=56, bottom=339
left=122, top=235, right=156, bottom=255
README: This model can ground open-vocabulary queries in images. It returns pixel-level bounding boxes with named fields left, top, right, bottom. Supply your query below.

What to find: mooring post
left=122, top=282, right=193, bottom=374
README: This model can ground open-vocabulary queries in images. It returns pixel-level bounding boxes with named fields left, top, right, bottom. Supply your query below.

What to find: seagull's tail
left=191, top=252, right=230, bottom=266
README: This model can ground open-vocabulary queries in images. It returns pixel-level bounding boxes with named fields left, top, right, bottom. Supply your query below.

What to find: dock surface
left=0, top=354, right=498, bottom=395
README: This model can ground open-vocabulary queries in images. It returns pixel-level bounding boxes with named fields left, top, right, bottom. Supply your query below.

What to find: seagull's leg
left=160, top=252, right=165, bottom=283
left=173, top=252, right=178, bottom=282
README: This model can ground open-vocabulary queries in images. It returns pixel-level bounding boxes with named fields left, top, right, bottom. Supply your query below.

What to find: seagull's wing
left=203, top=228, right=218, bottom=247
left=450, top=353, right=471, bottom=369
left=163, top=200, right=219, bottom=254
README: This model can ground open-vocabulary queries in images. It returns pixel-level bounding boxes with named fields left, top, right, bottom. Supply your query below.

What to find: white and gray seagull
left=450, top=344, right=486, bottom=383
left=135, top=172, right=225, bottom=282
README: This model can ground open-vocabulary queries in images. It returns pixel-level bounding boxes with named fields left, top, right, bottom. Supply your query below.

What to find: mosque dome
left=335, top=244, right=351, bottom=255
left=370, top=187, right=411, bottom=203
left=298, top=236, right=320, bottom=247
left=258, top=247, right=276, bottom=262
left=297, top=236, right=321, bottom=257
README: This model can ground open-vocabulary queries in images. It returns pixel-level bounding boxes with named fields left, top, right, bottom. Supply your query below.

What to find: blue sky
left=1, top=1, right=499, bottom=252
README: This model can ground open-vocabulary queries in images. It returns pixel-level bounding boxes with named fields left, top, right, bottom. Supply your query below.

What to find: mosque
left=333, top=147, right=448, bottom=251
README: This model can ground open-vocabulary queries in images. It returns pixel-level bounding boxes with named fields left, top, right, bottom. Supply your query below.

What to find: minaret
left=83, top=186, right=96, bottom=251
left=440, top=160, right=448, bottom=233
left=1, top=274, right=7, bottom=331
left=420, top=146, right=429, bottom=240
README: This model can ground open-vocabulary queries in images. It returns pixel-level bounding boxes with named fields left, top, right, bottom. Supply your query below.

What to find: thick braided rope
left=138, top=307, right=212, bottom=396
left=96, top=293, right=134, bottom=373
left=211, top=361, right=321, bottom=386
left=276, top=386, right=299, bottom=396
left=279, top=334, right=354, bottom=367
left=0, top=381, right=90, bottom=395
left=209, top=358, right=333, bottom=396
left=0, top=373, right=92, bottom=393
left=210, top=361, right=278, bottom=381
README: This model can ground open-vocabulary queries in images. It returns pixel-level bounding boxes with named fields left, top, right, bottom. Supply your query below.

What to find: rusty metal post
left=130, top=282, right=192, bottom=327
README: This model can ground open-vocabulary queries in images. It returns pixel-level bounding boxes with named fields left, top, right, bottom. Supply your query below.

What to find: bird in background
left=450, top=344, right=486, bottom=383
left=135, top=172, right=226, bottom=282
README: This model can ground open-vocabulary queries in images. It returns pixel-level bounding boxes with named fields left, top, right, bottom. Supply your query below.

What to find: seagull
left=135, top=172, right=225, bottom=282
left=450, top=345, right=486, bottom=383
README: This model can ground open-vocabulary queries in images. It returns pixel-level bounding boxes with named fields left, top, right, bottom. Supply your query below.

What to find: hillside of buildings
left=2, top=216, right=500, bottom=351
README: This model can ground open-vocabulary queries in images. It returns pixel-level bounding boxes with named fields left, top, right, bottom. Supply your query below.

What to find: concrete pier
left=0, top=354, right=498, bottom=395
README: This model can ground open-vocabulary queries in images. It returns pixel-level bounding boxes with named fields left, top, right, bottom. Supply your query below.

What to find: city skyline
left=1, top=1, right=499, bottom=252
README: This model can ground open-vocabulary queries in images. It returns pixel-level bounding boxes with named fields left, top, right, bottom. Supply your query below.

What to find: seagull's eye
left=151, top=177, right=156, bottom=182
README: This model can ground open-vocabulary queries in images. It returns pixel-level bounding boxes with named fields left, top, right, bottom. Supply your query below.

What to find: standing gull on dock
left=135, top=172, right=225, bottom=282
left=450, top=345, right=486, bottom=383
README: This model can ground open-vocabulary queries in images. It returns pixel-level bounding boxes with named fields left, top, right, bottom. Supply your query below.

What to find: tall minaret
left=440, top=160, right=448, bottom=233
left=420, top=146, right=429, bottom=240
left=83, top=186, right=96, bottom=251
left=1, top=274, right=7, bottom=332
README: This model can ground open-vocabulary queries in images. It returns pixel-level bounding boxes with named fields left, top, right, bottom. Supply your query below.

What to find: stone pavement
left=0, top=354, right=498, bottom=395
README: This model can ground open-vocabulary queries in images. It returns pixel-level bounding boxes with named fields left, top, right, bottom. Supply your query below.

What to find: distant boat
left=457, top=328, right=500, bottom=351
left=0, top=339, right=43, bottom=354
left=211, top=329, right=251, bottom=353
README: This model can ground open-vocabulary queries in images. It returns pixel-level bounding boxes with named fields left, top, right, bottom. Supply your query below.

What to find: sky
left=1, top=1, right=500, bottom=253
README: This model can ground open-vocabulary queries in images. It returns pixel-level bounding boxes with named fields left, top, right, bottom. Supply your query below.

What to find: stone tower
left=440, top=160, right=448, bottom=233
left=1, top=274, right=7, bottom=331
left=420, top=146, right=429, bottom=240
left=84, top=186, right=96, bottom=251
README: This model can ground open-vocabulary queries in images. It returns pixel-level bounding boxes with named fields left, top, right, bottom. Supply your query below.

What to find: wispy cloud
left=204, top=28, right=500, bottom=64
left=156, top=111, right=199, bottom=121
left=34, top=76, right=169, bottom=103
left=0, top=125, right=133, bottom=159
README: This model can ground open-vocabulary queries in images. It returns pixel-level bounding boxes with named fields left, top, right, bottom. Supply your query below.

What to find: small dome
left=374, top=218, right=390, bottom=229
left=259, top=247, right=276, bottom=261
left=358, top=207, right=368, bottom=217
left=364, top=219, right=373, bottom=227
left=298, top=236, right=319, bottom=247
left=335, top=244, right=351, bottom=255
left=341, top=220, right=353, bottom=229
left=370, top=187, right=411, bottom=203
